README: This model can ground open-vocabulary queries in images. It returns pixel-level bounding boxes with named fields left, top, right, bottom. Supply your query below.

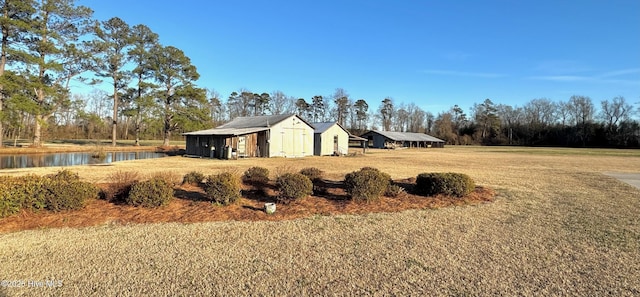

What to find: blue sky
left=77, top=0, right=640, bottom=115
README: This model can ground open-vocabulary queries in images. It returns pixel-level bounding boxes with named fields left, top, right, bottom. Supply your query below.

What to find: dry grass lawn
left=1, top=146, right=639, bottom=296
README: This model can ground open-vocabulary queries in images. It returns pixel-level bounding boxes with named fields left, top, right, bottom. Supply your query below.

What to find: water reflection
left=0, top=151, right=167, bottom=169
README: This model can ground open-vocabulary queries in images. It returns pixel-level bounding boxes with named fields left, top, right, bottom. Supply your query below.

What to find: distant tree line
left=1, top=1, right=638, bottom=148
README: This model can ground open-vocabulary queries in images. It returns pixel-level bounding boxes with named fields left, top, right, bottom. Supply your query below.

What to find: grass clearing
left=1, top=146, right=639, bottom=295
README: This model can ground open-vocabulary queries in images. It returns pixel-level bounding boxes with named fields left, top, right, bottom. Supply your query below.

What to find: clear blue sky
left=77, top=0, right=640, bottom=115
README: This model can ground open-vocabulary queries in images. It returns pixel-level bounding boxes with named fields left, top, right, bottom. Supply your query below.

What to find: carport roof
left=362, top=130, right=445, bottom=142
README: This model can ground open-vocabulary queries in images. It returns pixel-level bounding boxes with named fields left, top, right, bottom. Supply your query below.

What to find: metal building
left=311, top=122, right=349, bottom=156
left=183, top=114, right=315, bottom=158
left=360, top=130, right=445, bottom=149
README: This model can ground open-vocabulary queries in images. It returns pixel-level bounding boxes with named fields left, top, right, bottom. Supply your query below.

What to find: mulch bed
left=0, top=179, right=495, bottom=233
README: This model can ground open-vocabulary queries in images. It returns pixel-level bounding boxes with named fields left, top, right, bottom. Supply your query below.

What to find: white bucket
left=264, top=203, right=276, bottom=214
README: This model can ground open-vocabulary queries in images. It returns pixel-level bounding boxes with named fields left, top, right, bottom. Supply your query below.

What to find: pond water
left=0, top=151, right=167, bottom=169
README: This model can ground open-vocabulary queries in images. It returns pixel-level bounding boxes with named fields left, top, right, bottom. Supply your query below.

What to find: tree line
left=1, top=1, right=638, bottom=148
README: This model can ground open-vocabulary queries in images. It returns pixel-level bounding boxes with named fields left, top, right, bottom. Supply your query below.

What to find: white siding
left=316, top=124, right=349, bottom=156
left=268, top=115, right=314, bottom=157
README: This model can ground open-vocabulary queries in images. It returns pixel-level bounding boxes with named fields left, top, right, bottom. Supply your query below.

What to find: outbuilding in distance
left=311, top=122, right=350, bottom=156
left=360, top=130, right=445, bottom=149
left=183, top=114, right=314, bottom=159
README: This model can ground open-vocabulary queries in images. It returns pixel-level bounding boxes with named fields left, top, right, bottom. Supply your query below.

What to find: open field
left=1, top=146, right=639, bottom=296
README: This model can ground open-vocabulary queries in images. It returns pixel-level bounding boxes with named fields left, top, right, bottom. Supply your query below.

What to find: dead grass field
left=1, top=146, right=639, bottom=296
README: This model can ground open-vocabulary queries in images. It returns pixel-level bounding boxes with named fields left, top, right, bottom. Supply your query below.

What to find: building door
left=333, top=135, right=339, bottom=154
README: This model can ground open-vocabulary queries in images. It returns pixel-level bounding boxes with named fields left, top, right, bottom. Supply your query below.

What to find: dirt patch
left=0, top=180, right=495, bottom=233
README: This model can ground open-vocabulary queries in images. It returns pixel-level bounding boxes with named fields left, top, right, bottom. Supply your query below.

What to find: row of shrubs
left=116, top=166, right=476, bottom=208
left=0, top=166, right=476, bottom=217
left=184, top=166, right=476, bottom=205
left=0, top=170, right=100, bottom=218
left=182, top=167, right=317, bottom=206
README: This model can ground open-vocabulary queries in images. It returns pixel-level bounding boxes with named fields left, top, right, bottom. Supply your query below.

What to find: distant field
left=482, top=146, right=640, bottom=157
left=1, top=146, right=639, bottom=296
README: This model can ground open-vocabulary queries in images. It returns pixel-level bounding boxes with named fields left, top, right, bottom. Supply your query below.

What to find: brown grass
left=0, top=146, right=639, bottom=296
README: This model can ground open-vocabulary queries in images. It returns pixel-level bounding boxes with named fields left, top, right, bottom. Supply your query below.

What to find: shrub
left=10, top=174, right=48, bottom=211
left=127, top=177, right=174, bottom=207
left=0, top=195, right=20, bottom=218
left=299, top=167, right=324, bottom=182
left=105, top=171, right=140, bottom=202
left=344, top=167, right=391, bottom=202
left=242, top=166, right=270, bottom=185
left=415, top=172, right=475, bottom=197
left=182, top=171, right=205, bottom=185
left=204, top=172, right=242, bottom=205
left=0, top=171, right=99, bottom=216
left=0, top=177, right=21, bottom=218
left=276, top=173, right=312, bottom=203
left=45, top=169, right=80, bottom=182
left=385, top=184, right=406, bottom=198
left=42, top=178, right=100, bottom=211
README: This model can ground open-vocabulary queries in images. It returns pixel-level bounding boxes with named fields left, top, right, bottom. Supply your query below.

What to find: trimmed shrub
left=204, top=172, right=242, bottom=205
left=415, top=172, right=475, bottom=197
left=276, top=173, right=312, bottom=203
left=299, top=167, right=323, bottom=182
left=127, top=177, right=174, bottom=207
left=385, top=184, right=406, bottom=198
left=0, top=171, right=99, bottom=216
left=105, top=171, right=140, bottom=202
left=242, top=166, right=270, bottom=185
left=0, top=177, right=21, bottom=218
left=182, top=171, right=205, bottom=185
left=344, top=167, right=391, bottom=202
left=45, top=169, right=81, bottom=182
left=10, top=174, right=48, bottom=211
left=43, top=178, right=100, bottom=211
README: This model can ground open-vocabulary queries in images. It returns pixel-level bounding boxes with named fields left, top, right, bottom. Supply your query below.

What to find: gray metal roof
left=217, top=114, right=294, bottom=129
left=362, top=130, right=445, bottom=142
left=183, top=114, right=314, bottom=136
left=311, top=121, right=350, bottom=134
left=183, top=127, right=269, bottom=136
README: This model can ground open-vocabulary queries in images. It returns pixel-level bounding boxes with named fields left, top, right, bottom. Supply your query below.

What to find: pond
left=0, top=151, right=168, bottom=169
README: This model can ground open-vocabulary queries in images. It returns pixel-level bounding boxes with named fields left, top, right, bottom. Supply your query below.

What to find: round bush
left=299, top=167, right=324, bottom=182
left=46, top=169, right=81, bottom=182
left=182, top=171, right=205, bottom=185
left=127, top=177, right=174, bottom=207
left=276, top=173, right=312, bottom=203
left=43, top=179, right=99, bottom=211
left=242, top=166, right=270, bottom=185
left=415, top=172, right=475, bottom=197
left=205, top=172, right=242, bottom=205
left=344, top=167, right=391, bottom=202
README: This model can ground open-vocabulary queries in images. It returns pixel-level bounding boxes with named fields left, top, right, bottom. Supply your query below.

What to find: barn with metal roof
left=183, top=114, right=314, bottom=158
left=360, top=130, right=445, bottom=149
